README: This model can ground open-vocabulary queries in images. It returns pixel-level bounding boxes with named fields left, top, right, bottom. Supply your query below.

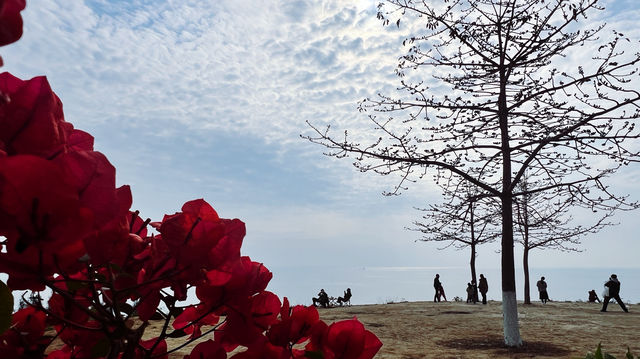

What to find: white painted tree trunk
left=502, top=291, right=522, bottom=346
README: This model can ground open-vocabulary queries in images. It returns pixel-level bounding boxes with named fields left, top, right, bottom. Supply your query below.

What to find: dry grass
left=316, top=300, right=639, bottom=359
left=53, top=300, right=636, bottom=358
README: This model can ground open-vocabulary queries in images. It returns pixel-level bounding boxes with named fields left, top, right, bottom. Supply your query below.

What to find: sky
left=2, top=0, right=640, bottom=290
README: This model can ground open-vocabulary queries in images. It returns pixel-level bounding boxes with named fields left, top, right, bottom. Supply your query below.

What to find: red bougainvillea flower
left=0, top=73, right=74, bottom=158
left=172, top=305, right=219, bottom=339
left=53, top=320, right=106, bottom=359
left=0, top=155, right=92, bottom=252
left=268, top=298, right=321, bottom=347
left=0, top=239, right=86, bottom=290
left=158, top=199, right=225, bottom=269
left=196, top=257, right=272, bottom=311
left=46, top=347, right=74, bottom=359
left=55, top=151, right=130, bottom=228
left=228, top=338, right=289, bottom=359
left=308, top=318, right=382, bottom=359
left=0, top=0, right=25, bottom=46
left=0, top=306, right=47, bottom=356
left=67, top=128, right=94, bottom=152
left=153, top=199, right=247, bottom=299
left=53, top=150, right=134, bottom=265
left=137, top=337, right=168, bottom=359
left=184, top=339, right=226, bottom=359
left=206, top=218, right=245, bottom=270
left=47, top=272, right=93, bottom=327
left=0, top=155, right=94, bottom=288
left=212, top=290, right=281, bottom=351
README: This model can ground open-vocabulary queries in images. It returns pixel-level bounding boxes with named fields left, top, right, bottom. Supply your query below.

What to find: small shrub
left=581, top=343, right=637, bottom=359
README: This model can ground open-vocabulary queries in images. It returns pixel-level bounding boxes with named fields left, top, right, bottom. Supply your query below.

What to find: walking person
left=478, top=274, right=488, bottom=305
left=601, top=274, right=629, bottom=312
left=536, top=276, right=549, bottom=304
left=433, top=274, right=442, bottom=302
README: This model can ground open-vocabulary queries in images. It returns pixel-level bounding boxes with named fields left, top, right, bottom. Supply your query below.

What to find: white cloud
left=4, top=1, right=411, bottom=144
left=2, top=0, right=639, bottom=275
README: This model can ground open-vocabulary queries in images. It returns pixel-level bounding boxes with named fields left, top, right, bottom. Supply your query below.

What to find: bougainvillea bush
left=0, top=1, right=382, bottom=358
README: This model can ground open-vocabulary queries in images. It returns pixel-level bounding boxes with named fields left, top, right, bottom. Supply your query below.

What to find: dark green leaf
left=594, top=343, right=604, bottom=359
left=66, top=280, right=88, bottom=292
left=305, top=350, right=324, bottom=359
left=90, top=336, right=110, bottom=358
left=626, top=347, right=635, bottom=359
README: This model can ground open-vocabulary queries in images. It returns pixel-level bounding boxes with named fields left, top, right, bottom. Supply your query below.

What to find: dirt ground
left=149, top=300, right=638, bottom=358
left=317, top=300, right=639, bottom=359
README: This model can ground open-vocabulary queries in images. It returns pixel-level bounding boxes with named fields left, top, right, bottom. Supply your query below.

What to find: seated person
left=588, top=289, right=601, bottom=303
left=337, top=288, right=352, bottom=306
left=466, top=283, right=473, bottom=303
left=438, top=285, right=448, bottom=302
left=312, top=289, right=330, bottom=308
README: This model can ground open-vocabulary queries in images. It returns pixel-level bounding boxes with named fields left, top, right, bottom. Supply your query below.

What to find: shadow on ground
left=438, top=336, right=572, bottom=357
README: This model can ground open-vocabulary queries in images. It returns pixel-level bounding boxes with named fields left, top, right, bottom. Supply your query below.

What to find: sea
left=6, top=266, right=639, bottom=310
left=265, top=266, right=640, bottom=307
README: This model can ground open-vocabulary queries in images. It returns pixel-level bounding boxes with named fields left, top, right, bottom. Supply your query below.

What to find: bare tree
left=514, top=173, right=617, bottom=304
left=412, top=185, right=500, bottom=301
left=304, top=0, right=640, bottom=346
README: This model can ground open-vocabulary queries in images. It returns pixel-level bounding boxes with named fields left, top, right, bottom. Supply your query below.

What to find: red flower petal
left=0, top=73, right=68, bottom=158
left=139, top=337, right=167, bottom=359
left=185, top=339, right=225, bottom=359
left=182, top=198, right=219, bottom=221
left=0, top=155, right=92, bottom=254
left=0, top=0, right=25, bottom=46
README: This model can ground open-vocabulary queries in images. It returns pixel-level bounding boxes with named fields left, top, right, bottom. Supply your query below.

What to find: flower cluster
left=0, top=2, right=382, bottom=358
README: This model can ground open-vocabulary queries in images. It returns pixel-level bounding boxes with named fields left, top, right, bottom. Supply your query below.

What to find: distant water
left=265, top=266, right=640, bottom=306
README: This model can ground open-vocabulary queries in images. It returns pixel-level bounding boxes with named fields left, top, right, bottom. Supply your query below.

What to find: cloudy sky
left=3, top=0, right=640, bottom=289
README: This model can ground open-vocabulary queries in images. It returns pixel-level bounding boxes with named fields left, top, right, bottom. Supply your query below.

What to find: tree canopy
left=305, top=0, right=640, bottom=346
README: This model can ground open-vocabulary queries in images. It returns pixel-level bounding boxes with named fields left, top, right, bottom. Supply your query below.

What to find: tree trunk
left=470, top=242, right=478, bottom=301
left=523, top=246, right=531, bottom=304
left=520, top=179, right=531, bottom=305
left=469, top=203, right=478, bottom=302
left=498, top=63, right=522, bottom=347
left=501, top=195, right=521, bottom=346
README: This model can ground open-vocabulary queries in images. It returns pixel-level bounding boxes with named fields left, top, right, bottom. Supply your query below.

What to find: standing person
left=601, top=274, right=629, bottom=312
left=433, top=274, right=442, bottom=302
left=478, top=274, right=488, bottom=305
left=536, top=276, right=549, bottom=304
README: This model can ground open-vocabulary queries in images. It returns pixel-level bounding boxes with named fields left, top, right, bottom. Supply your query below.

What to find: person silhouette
left=536, top=276, right=549, bottom=304
left=471, top=280, right=478, bottom=303
left=466, top=283, right=474, bottom=303
left=588, top=289, right=601, bottom=303
left=478, top=274, right=488, bottom=305
left=433, top=274, right=442, bottom=302
left=312, top=289, right=330, bottom=308
left=601, top=274, right=628, bottom=312
left=337, top=288, right=352, bottom=306
left=438, top=282, right=447, bottom=302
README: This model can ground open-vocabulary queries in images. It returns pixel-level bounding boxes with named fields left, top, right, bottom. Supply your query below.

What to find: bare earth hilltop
left=146, top=300, right=638, bottom=358
left=316, top=300, right=639, bottom=359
